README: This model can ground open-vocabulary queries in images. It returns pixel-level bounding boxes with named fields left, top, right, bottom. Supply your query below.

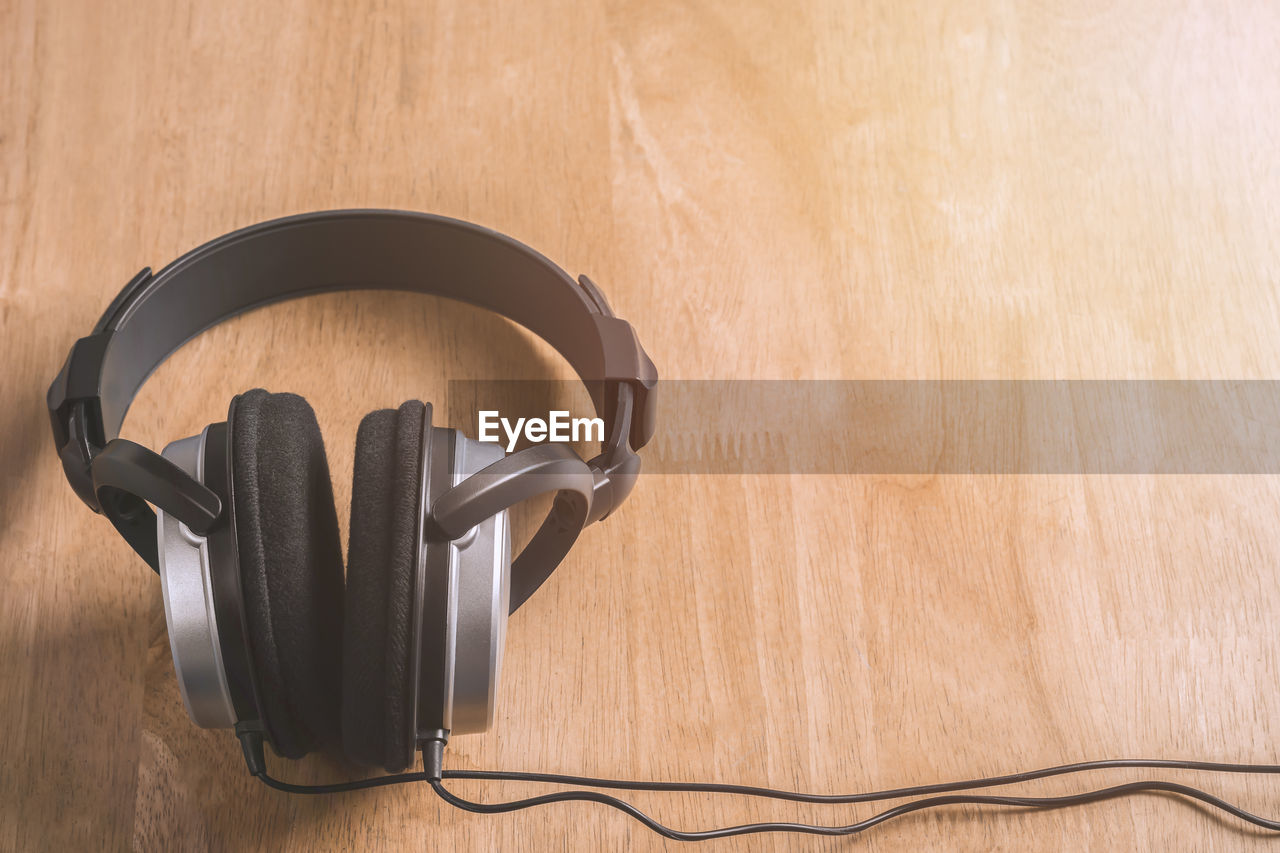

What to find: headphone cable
left=438, top=757, right=1280, bottom=804
left=423, top=744, right=1280, bottom=839
left=428, top=777, right=1280, bottom=841
left=248, top=736, right=1280, bottom=839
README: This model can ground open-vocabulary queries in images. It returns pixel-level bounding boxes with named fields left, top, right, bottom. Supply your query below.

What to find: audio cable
left=245, top=733, right=1280, bottom=840
left=428, top=778, right=1279, bottom=841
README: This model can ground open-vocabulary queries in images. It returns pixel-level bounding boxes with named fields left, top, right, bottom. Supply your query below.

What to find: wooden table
left=3, top=1, right=1278, bottom=849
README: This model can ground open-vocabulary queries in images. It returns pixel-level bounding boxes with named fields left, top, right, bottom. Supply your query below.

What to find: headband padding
left=342, top=401, right=426, bottom=771
left=230, top=389, right=344, bottom=759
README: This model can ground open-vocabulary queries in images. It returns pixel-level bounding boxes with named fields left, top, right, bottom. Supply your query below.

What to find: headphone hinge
left=48, top=331, right=115, bottom=511
left=586, top=439, right=642, bottom=524
left=592, top=315, right=658, bottom=452
left=586, top=380, right=647, bottom=524
left=51, top=401, right=103, bottom=511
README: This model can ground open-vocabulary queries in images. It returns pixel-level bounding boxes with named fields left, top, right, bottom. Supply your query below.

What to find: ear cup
left=342, top=400, right=427, bottom=771
left=230, top=389, right=345, bottom=759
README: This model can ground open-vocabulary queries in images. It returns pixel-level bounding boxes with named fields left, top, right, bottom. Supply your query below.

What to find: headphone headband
left=47, top=209, right=657, bottom=610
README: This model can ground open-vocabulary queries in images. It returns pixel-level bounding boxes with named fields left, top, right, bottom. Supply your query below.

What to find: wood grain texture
left=3, top=0, right=1279, bottom=849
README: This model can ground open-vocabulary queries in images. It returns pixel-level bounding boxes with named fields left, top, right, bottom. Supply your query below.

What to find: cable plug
left=421, top=733, right=449, bottom=782
left=235, top=721, right=267, bottom=777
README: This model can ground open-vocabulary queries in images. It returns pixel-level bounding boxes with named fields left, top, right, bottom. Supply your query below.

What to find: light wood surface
left=3, top=1, right=1279, bottom=850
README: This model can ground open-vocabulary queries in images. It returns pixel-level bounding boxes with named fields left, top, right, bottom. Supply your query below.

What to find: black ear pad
left=342, top=400, right=427, bottom=771
left=230, top=389, right=345, bottom=759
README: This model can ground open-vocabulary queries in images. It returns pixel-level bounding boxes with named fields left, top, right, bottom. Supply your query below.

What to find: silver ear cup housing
left=415, top=430, right=511, bottom=738
left=156, top=428, right=237, bottom=729
left=445, top=435, right=511, bottom=734
left=161, top=420, right=513, bottom=741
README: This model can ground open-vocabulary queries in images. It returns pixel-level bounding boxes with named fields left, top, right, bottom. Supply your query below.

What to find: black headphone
left=47, top=209, right=657, bottom=772
left=48, top=210, right=1280, bottom=840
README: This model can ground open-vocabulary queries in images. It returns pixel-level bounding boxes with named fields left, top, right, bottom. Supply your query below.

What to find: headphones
left=47, top=209, right=657, bottom=772
left=47, top=210, right=1280, bottom=839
